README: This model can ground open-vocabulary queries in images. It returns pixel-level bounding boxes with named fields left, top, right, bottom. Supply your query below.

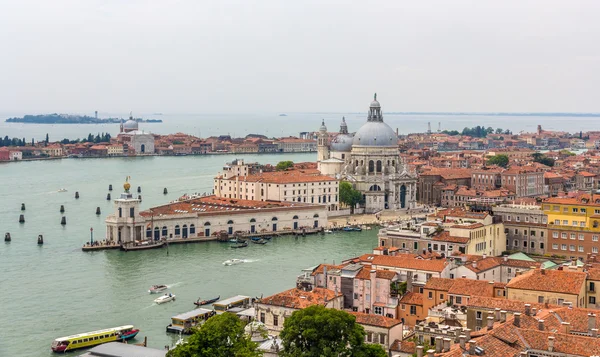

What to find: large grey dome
left=331, top=134, right=353, bottom=152
left=352, top=121, right=397, bottom=147
left=123, top=119, right=138, bottom=130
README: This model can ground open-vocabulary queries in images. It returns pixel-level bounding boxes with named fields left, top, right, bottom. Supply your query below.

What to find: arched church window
left=376, top=160, right=382, bottom=173
left=369, top=160, right=374, bottom=173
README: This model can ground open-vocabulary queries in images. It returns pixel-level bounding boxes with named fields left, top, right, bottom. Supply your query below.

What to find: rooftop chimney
left=427, top=349, right=435, bottom=357
left=589, top=313, right=597, bottom=331
left=538, top=319, right=545, bottom=331
left=464, top=328, right=471, bottom=341
left=500, top=310, right=507, bottom=323
left=592, top=328, right=599, bottom=338
left=468, top=340, right=477, bottom=355
left=514, top=312, right=521, bottom=327
left=472, top=261, right=477, bottom=268
left=459, top=335, right=466, bottom=349
left=495, top=308, right=501, bottom=321
left=487, top=316, right=494, bottom=330
left=541, top=267, right=545, bottom=275
left=435, top=337, right=443, bottom=353
left=503, top=255, right=508, bottom=262
left=548, top=336, right=555, bottom=352
left=532, top=307, right=537, bottom=316
left=483, top=254, right=487, bottom=259
left=561, top=322, right=571, bottom=334
left=525, top=304, right=531, bottom=316
left=416, top=346, right=423, bottom=357
left=443, top=338, right=451, bottom=352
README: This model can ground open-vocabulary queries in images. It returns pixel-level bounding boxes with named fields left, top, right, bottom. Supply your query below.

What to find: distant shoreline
left=5, top=114, right=163, bottom=124
left=308, top=112, right=600, bottom=117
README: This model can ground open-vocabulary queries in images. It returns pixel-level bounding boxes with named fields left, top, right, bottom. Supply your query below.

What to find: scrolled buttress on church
left=317, top=94, right=417, bottom=213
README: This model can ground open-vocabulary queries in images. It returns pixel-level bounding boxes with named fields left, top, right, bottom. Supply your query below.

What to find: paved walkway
left=327, top=207, right=434, bottom=228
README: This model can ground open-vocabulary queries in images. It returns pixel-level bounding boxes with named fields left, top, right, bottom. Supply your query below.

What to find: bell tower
left=317, top=119, right=329, bottom=162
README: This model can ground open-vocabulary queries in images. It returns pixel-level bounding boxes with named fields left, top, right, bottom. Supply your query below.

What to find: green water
left=0, top=154, right=378, bottom=356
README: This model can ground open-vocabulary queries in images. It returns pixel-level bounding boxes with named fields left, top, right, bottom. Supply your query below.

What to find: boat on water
left=194, top=295, right=220, bottom=306
left=223, top=258, right=244, bottom=266
left=155, top=293, right=176, bottom=304
left=51, top=325, right=139, bottom=352
left=149, top=284, right=168, bottom=294
left=251, top=238, right=267, bottom=245
left=231, top=242, right=248, bottom=248
left=121, top=240, right=165, bottom=252
left=342, top=226, right=362, bottom=232
left=324, top=229, right=333, bottom=233
left=261, top=236, right=272, bottom=240
left=58, top=188, right=67, bottom=193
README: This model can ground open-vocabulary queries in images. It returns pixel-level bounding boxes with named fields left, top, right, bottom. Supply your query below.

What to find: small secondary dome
left=319, top=119, right=327, bottom=132
left=331, top=134, right=353, bottom=152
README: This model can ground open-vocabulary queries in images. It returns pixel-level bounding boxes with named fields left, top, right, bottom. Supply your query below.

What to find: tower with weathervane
left=317, top=119, right=329, bottom=163
left=105, top=177, right=144, bottom=245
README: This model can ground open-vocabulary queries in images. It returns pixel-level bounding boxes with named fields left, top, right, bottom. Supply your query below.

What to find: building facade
left=316, top=95, right=417, bottom=213
left=493, top=203, right=548, bottom=255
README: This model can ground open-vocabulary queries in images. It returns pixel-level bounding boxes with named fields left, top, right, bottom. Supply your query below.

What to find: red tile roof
left=371, top=255, right=448, bottom=273
left=506, top=269, right=586, bottom=295
left=224, top=169, right=336, bottom=184
left=423, top=277, right=455, bottom=291
left=448, top=278, right=497, bottom=297
left=258, top=287, right=342, bottom=309
left=349, top=311, right=403, bottom=328
left=399, top=292, right=423, bottom=305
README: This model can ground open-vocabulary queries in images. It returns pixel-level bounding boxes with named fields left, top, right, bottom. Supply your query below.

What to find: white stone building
left=317, top=94, right=417, bottom=213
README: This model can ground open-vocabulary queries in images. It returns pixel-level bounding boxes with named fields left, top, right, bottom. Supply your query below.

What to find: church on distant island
left=317, top=94, right=417, bottom=213
left=116, top=114, right=155, bottom=155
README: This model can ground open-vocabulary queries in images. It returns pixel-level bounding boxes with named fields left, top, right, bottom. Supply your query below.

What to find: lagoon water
left=0, top=153, right=380, bottom=356
left=1, top=111, right=599, bottom=142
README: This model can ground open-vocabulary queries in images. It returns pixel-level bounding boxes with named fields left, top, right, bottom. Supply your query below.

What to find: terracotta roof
left=399, top=292, right=423, bottom=305
left=390, top=339, right=414, bottom=353
left=420, top=168, right=473, bottom=179
left=348, top=311, right=403, bottom=328
left=448, top=278, right=496, bottom=297
left=429, top=208, right=488, bottom=220
left=450, top=223, right=484, bottom=229
left=431, top=231, right=469, bottom=244
left=370, top=255, right=448, bottom=273
left=258, top=287, right=342, bottom=309
left=543, top=193, right=600, bottom=206
left=310, top=264, right=343, bottom=277
left=376, top=270, right=397, bottom=280
left=140, top=195, right=316, bottom=217
left=224, top=169, right=336, bottom=184
left=423, top=277, right=455, bottom=291
left=465, top=257, right=541, bottom=273
left=467, top=296, right=558, bottom=313
left=506, top=269, right=586, bottom=295
left=587, top=267, right=600, bottom=280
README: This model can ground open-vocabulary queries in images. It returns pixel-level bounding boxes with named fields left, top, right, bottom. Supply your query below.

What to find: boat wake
left=166, top=282, right=182, bottom=289
left=242, top=259, right=259, bottom=263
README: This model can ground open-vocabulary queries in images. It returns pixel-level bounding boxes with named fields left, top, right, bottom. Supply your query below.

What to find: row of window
left=505, top=215, right=546, bottom=224
left=545, top=205, right=600, bottom=214
left=510, top=228, right=544, bottom=237
left=552, top=232, right=599, bottom=241
left=551, top=243, right=599, bottom=253
left=511, top=240, right=544, bottom=249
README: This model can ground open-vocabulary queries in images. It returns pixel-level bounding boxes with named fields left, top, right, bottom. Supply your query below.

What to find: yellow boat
left=51, top=325, right=139, bottom=352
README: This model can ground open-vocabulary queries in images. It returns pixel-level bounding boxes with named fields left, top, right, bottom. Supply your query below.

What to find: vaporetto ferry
left=50, top=325, right=139, bottom=352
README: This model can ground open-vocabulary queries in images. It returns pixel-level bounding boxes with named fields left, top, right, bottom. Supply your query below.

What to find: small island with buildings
left=5, top=113, right=162, bottom=124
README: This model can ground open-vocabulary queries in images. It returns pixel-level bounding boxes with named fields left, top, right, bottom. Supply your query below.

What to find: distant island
left=6, top=114, right=163, bottom=124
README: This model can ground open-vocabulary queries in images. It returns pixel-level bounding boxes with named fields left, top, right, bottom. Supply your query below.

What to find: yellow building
left=107, top=144, right=124, bottom=156
left=506, top=268, right=587, bottom=307
left=543, top=194, right=600, bottom=259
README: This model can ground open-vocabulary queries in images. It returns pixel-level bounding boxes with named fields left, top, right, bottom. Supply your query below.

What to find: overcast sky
left=0, top=0, right=599, bottom=114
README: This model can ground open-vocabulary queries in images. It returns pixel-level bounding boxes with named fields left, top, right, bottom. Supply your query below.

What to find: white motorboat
left=58, top=188, right=68, bottom=192
left=324, top=229, right=333, bottom=234
left=149, top=284, right=168, bottom=294
left=223, top=258, right=244, bottom=266
left=154, top=293, right=176, bottom=304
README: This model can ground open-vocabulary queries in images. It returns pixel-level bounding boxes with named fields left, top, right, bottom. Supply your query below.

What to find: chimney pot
left=468, top=340, right=477, bottom=355
left=532, top=307, right=537, bottom=316
left=524, top=304, right=531, bottom=316
left=416, top=346, right=424, bottom=357
left=548, top=336, right=555, bottom=352
left=538, top=319, right=545, bottom=331
left=463, top=328, right=471, bottom=341
left=589, top=313, right=597, bottom=331
left=561, top=322, right=571, bottom=334
left=427, top=349, right=435, bottom=357
left=435, top=336, right=443, bottom=353
left=541, top=267, right=545, bottom=275
left=443, top=338, right=451, bottom=352
left=459, top=335, right=466, bottom=349
left=495, top=308, right=501, bottom=321
left=487, top=316, right=494, bottom=330
left=500, top=310, right=507, bottom=323
left=504, top=255, right=508, bottom=262
left=514, top=312, right=521, bottom=327
left=591, top=328, right=598, bottom=338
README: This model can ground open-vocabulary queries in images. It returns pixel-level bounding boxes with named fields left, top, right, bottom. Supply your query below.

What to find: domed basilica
left=317, top=94, right=417, bottom=213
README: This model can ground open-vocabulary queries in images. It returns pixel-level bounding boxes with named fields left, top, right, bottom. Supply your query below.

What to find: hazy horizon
left=1, top=1, right=599, bottom=114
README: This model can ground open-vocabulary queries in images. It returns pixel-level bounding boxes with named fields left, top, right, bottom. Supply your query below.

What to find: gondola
left=194, top=295, right=220, bottom=306
left=251, top=239, right=267, bottom=245
left=230, top=242, right=248, bottom=248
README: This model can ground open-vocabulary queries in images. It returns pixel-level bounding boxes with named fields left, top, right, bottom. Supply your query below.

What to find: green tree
left=487, top=154, right=509, bottom=168
left=339, top=181, right=362, bottom=214
left=276, top=160, right=294, bottom=171
left=280, top=305, right=386, bottom=357
left=166, top=313, right=261, bottom=357
left=532, top=152, right=555, bottom=167
left=495, top=128, right=503, bottom=134
left=559, top=149, right=576, bottom=156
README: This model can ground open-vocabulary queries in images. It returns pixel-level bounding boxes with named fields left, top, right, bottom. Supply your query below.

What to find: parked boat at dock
left=251, top=239, right=267, bottom=245
left=121, top=240, right=165, bottom=252
left=230, top=242, right=248, bottom=248
left=51, top=325, right=139, bottom=352
left=194, top=295, right=220, bottom=306
left=342, top=226, right=362, bottom=232
left=223, top=258, right=244, bottom=266
left=166, top=308, right=214, bottom=334
left=149, top=284, right=168, bottom=294
left=154, top=293, right=176, bottom=304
